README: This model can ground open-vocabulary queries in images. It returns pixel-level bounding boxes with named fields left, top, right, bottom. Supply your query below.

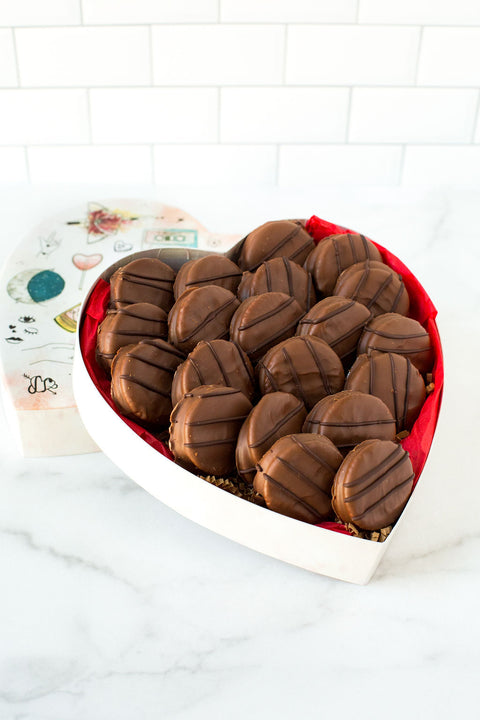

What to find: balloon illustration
left=7, top=269, right=65, bottom=304
left=72, top=253, right=103, bottom=290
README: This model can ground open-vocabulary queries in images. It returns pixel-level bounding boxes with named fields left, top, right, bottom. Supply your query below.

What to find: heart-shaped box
left=73, top=215, right=443, bottom=584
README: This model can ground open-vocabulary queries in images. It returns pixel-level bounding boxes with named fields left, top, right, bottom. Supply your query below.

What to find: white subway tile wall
left=0, top=3, right=478, bottom=185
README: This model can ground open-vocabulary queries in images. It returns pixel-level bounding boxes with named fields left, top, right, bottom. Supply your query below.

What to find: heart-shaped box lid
left=0, top=199, right=241, bottom=457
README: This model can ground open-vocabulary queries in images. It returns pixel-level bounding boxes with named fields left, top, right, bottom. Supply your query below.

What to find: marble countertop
left=0, top=184, right=478, bottom=719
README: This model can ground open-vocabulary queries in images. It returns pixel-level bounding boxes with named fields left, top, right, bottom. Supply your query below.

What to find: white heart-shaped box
left=72, top=236, right=443, bottom=585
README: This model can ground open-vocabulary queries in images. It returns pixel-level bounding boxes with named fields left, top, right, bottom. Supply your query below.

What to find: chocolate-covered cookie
left=171, top=339, right=255, bottom=407
left=238, top=256, right=316, bottom=311
left=169, top=385, right=252, bottom=476
left=257, top=335, right=344, bottom=410
left=168, top=285, right=240, bottom=354
left=238, top=220, right=314, bottom=272
left=96, top=302, right=168, bottom=373
left=303, top=390, right=396, bottom=453
left=334, top=260, right=409, bottom=317
left=173, top=255, right=242, bottom=300
left=110, top=257, right=175, bottom=312
left=332, top=439, right=414, bottom=531
left=253, top=434, right=343, bottom=524
left=304, top=233, right=382, bottom=296
left=296, top=296, right=371, bottom=361
left=111, top=339, right=184, bottom=426
left=230, top=292, right=304, bottom=362
left=236, top=392, right=307, bottom=484
left=345, top=351, right=426, bottom=432
left=358, top=313, right=433, bottom=374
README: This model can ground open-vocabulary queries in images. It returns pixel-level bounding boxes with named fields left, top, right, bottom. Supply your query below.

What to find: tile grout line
left=355, top=0, right=361, bottom=23
left=217, top=87, right=221, bottom=142
left=414, top=25, right=424, bottom=85
left=148, top=25, right=154, bottom=85
left=7, top=141, right=480, bottom=148
left=11, top=28, right=21, bottom=87
left=78, top=0, right=84, bottom=24
left=86, top=88, right=93, bottom=143
left=5, top=22, right=480, bottom=28
left=398, top=144, right=406, bottom=186
left=23, top=145, right=31, bottom=182
left=282, top=24, right=288, bottom=84
left=149, top=144, right=156, bottom=183
left=217, top=0, right=221, bottom=22
left=1, top=84, right=479, bottom=91
left=345, top=86, right=353, bottom=142
left=470, top=89, right=480, bottom=143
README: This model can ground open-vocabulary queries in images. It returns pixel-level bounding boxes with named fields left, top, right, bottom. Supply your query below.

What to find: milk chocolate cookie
left=303, top=390, right=396, bottom=453
left=238, top=220, right=314, bottom=272
left=110, top=257, right=175, bottom=312
left=96, top=302, right=168, bottom=373
left=332, top=439, right=414, bottom=531
left=236, top=392, right=307, bottom=484
left=358, top=313, right=433, bottom=374
left=345, top=351, right=426, bottom=432
left=169, top=385, right=252, bottom=476
left=334, top=260, right=409, bottom=317
left=296, top=296, right=371, bottom=362
left=168, top=285, right=240, bottom=354
left=257, top=335, right=345, bottom=410
left=237, top=256, right=316, bottom=311
left=230, top=292, right=304, bottom=362
left=253, top=434, right=343, bottom=523
left=304, top=233, right=382, bottom=296
left=171, top=339, right=255, bottom=407
left=111, top=339, right=184, bottom=426
left=173, top=255, right=242, bottom=300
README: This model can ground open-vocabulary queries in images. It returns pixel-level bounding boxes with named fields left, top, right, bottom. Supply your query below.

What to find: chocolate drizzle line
left=284, top=256, right=294, bottom=297
left=400, top=356, right=410, bottom=431
left=344, top=445, right=405, bottom=489
left=124, top=352, right=178, bottom=374
left=189, top=356, right=206, bottom=385
left=291, top=434, right=337, bottom=473
left=250, top=224, right=302, bottom=270
left=366, top=273, right=393, bottom=311
left=308, top=419, right=395, bottom=428
left=331, top=236, right=342, bottom=275
left=249, top=402, right=305, bottom=447
left=257, top=361, right=279, bottom=392
left=186, top=413, right=249, bottom=426
left=205, top=341, right=231, bottom=386
left=184, top=271, right=241, bottom=287
left=351, top=473, right=414, bottom=523
left=300, top=299, right=356, bottom=325
left=264, top=261, right=273, bottom=292
left=389, top=353, right=400, bottom=431
left=390, top=279, right=405, bottom=313
left=180, top=296, right=238, bottom=342
left=119, top=375, right=171, bottom=398
left=348, top=233, right=358, bottom=264
left=238, top=296, right=295, bottom=331
left=282, top=347, right=308, bottom=407
left=117, top=275, right=174, bottom=293
left=303, top=337, right=333, bottom=395
left=247, top=316, right=302, bottom=356
left=276, top=455, right=332, bottom=500
left=262, top=471, right=322, bottom=518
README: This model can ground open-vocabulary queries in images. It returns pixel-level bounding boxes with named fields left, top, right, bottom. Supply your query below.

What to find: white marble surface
left=0, top=185, right=479, bottom=719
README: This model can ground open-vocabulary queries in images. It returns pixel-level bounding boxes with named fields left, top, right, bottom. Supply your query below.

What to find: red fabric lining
left=80, top=215, right=444, bottom=538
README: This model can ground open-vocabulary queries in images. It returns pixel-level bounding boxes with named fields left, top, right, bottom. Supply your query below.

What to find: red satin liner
left=79, top=215, right=443, bottom=539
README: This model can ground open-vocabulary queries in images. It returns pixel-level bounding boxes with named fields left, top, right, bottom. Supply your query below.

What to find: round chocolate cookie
left=334, top=260, right=410, bottom=317
left=345, top=351, right=426, bottom=432
left=358, top=313, right=433, bottom=374
left=303, top=390, right=396, bottom=453
left=169, top=385, right=252, bottom=476
left=257, top=335, right=345, bottom=410
left=238, top=220, right=314, bottom=272
left=304, top=233, right=382, bottom=296
left=173, top=255, right=242, bottom=300
left=237, top=256, right=316, bottom=311
left=332, top=439, right=414, bottom=531
left=230, top=292, right=304, bottom=362
left=168, top=285, right=240, bottom=354
left=110, top=257, right=175, bottom=312
left=296, top=296, right=371, bottom=361
left=236, top=392, right=307, bottom=484
left=111, top=338, right=184, bottom=426
left=96, top=302, right=168, bottom=373
left=171, top=339, right=255, bottom=407
left=253, top=434, right=343, bottom=524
